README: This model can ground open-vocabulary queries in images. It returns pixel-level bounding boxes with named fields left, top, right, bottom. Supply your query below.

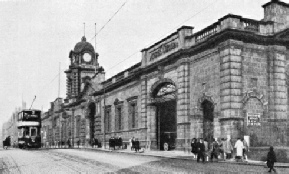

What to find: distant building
left=2, top=107, right=21, bottom=146
left=46, top=0, right=289, bottom=150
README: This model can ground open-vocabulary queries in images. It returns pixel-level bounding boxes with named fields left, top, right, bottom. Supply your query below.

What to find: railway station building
left=46, top=0, right=289, bottom=152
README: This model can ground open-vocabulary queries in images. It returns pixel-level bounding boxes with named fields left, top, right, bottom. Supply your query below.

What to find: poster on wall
left=247, top=113, right=261, bottom=126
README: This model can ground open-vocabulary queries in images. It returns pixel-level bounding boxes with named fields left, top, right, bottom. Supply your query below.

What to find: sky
left=0, top=0, right=277, bottom=125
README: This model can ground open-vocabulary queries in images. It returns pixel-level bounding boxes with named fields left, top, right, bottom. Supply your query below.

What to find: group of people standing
left=91, top=138, right=99, bottom=148
left=109, top=136, right=123, bottom=150
left=129, top=137, right=140, bottom=152
left=190, top=137, right=248, bottom=162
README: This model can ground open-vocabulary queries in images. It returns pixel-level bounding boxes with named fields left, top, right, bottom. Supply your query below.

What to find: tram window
left=18, top=130, right=23, bottom=137
left=23, top=128, right=29, bottom=137
left=31, top=128, right=37, bottom=136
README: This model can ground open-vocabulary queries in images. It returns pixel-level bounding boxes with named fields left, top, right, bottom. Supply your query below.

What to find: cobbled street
left=0, top=148, right=289, bottom=174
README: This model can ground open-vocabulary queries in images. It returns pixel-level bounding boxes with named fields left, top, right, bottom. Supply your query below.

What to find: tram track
left=37, top=150, right=120, bottom=173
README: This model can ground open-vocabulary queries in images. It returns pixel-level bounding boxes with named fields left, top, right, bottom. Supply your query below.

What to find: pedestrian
left=196, top=138, right=205, bottom=163
left=91, top=138, right=95, bottom=148
left=203, top=138, right=209, bottom=161
left=67, top=139, right=71, bottom=148
left=109, top=137, right=112, bottom=150
left=210, top=138, right=219, bottom=162
left=131, top=137, right=135, bottom=151
left=191, top=138, right=198, bottom=159
left=218, top=138, right=225, bottom=160
left=242, top=138, right=249, bottom=161
left=266, top=146, right=277, bottom=173
left=234, top=138, right=244, bottom=162
left=223, top=138, right=233, bottom=159
left=77, top=140, right=80, bottom=148
left=112, top=137, right=116, bottom=150
left=135, top=138, right=140, bottom=152
left=118, top=136, right=123, bottom=149
left=94, top=138, right=99, bottom=148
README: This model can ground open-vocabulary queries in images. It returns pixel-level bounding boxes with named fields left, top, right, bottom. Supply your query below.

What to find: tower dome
left=73, top=36, right=95, bottom=53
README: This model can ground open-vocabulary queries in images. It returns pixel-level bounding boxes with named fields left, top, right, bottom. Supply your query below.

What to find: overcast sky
left=0, top=0, right=275, bottom=125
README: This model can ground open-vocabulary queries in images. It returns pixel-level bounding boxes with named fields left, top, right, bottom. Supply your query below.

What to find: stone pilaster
left=147, top=105, right=157, bottom=149
left=140, top=75, right=148, bottom=129
left=219, top=40, right=244, bottom=140
left=140, top=75, right=149, bottom=148
left=176, top=58, right=190, bottom=150
left=267, top=46, right=288, bottom=146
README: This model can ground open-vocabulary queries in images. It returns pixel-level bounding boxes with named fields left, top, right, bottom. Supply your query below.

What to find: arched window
left=151, top=83, right=176, bottom=103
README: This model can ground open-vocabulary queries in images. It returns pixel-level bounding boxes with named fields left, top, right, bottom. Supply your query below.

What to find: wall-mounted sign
left=247, top=113, right=261, bottom=126
left=149, top=41, right=178, bottom=61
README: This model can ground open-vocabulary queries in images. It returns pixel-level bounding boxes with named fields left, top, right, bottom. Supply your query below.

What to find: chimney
left=262, top=0, right=289, bottom=32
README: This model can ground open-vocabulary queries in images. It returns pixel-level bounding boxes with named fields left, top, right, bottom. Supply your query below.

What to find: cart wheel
left=164, top=143, right=169, bottom=151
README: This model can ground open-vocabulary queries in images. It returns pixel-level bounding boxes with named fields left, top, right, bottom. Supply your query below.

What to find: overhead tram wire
left=36, top=66, right=68, bottom=98
left=101, top=0, right=219, bottom=74
left=176, top=0, right=219, bottom=29
left=106, top=51, right=139, bottom=71
left=142, top=0, right=219, bottom=49
left=89, top=0, right=128, bottom=42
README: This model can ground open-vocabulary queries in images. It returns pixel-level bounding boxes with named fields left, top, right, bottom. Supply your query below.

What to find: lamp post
left=103, top=86, right=106, bottom=149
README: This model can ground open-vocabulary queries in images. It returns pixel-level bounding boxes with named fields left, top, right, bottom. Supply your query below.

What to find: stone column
left=219, top=40, right=243, bottom=140
left=176, top=58, right=190, bottom=150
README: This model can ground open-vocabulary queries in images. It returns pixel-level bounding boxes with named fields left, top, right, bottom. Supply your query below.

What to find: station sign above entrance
left=149, top=40, right=178, bottom=61
left=141, top=26, right=194, bottom=67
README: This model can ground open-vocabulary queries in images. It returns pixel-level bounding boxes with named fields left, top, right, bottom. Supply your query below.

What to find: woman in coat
left=191, top=138, right=198, bottom=159
left=223, top=138, right=233, bottom=159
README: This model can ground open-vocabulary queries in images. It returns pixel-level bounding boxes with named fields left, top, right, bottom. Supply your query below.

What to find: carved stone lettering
left=150, top=41, right=178, bottom=61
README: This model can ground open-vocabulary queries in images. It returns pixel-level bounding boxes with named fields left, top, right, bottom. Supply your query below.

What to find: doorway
left=152, top=82, right=177, bottom=150
left=201, top=100, right=214, bottom=143
left=157, top=100, right=177, bottom=150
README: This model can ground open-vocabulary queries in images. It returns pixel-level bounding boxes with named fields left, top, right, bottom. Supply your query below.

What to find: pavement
left=52, top=146, right=289, bottom=168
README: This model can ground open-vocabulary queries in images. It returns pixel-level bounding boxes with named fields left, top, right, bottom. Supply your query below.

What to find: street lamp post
left=103, top=86, right=106, bottom=149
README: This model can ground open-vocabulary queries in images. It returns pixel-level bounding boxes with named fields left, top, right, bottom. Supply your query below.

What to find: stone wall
left=99, top=81, right=142, bottom=147
left=190, top=48, right=221, bottom=140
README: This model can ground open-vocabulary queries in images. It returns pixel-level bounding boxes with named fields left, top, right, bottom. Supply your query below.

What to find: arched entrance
left=201, top=100, right=214, bottom=143
left=151, top=82, right=177, bottom=150
left=87, top=103, right=96, bottom=141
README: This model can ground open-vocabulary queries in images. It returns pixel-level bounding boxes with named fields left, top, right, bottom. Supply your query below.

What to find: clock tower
left=65, top=36, right=100, bottom=100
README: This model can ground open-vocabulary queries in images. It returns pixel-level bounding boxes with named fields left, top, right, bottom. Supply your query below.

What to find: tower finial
left=83, top=22, right=85, bottom=37
left=94, top=23, right=97, bottom=69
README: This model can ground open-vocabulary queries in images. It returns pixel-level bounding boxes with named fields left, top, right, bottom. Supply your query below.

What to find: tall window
left=117, top=107, right=122, bottom=130
left=127, top=96, right=138, bottom=129
left=76, top=116, right=81, bottom=138
left=115, top=105, right=123, bottom=131
left=131, top=103, right=136, bottom=128
left=114, top=99, right=124, bottom=131
left=105, top=106, right=111, bottom=132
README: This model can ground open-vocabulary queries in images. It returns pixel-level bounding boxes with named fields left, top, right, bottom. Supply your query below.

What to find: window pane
left=31, top=128, right=37, bottom=136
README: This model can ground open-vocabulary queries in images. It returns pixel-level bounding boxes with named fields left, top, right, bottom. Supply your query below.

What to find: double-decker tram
left=17, top=109, right=42, bottom=149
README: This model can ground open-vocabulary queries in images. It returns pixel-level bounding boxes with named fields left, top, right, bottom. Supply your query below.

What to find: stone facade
left=41, top=0, right=289, bottom=151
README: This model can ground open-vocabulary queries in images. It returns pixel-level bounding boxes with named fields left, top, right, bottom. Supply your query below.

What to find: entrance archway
left=151, top=82, right=177, bottom=150
left=201, top=100, right=214, bottom=143
left=88, top=103, right=96, bottom=141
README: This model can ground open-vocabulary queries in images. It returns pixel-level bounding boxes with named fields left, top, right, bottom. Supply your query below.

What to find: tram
left=17, top=109, right=42, bottom=149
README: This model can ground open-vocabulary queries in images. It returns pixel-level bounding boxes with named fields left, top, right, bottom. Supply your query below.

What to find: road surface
left=0, top=148, right=288, bottom=174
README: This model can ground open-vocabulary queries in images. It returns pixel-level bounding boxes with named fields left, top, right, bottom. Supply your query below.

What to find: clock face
left=83, top=53, right=92, bottom=62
